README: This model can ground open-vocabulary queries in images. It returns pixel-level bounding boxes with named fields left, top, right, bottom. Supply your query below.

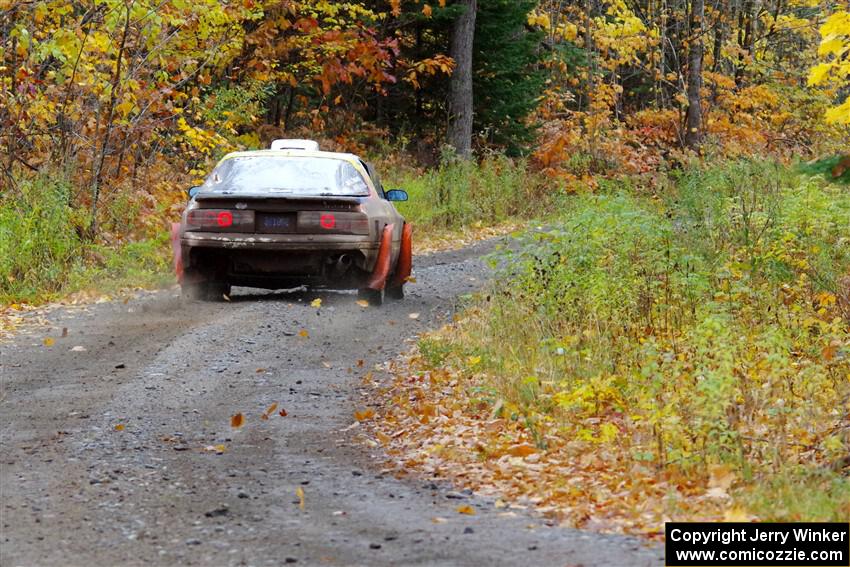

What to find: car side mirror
left=187, top=186, right=201, bottom=199
left=386, top=189, right=408, bottom=202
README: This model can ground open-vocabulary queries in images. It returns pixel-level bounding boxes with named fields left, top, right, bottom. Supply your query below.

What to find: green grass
left=1, top=172, right=172, bottom=304
left=384, top=154, right=560, bottom=231
left=739, top=468, right=850, bottom=522
left=797, top=154, right=850, bottom=185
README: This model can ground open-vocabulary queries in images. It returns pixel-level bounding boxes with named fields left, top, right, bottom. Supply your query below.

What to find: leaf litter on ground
left=361, top=340, right=761, bottom=540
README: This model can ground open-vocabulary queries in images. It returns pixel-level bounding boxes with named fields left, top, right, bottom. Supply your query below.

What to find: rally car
left=171, top=140, right=412, bottom=305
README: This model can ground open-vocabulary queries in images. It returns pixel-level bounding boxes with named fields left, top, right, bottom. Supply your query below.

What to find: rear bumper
left=181, top=232, right=378, bottom=252
left=178, top=231, right=385, bottom=288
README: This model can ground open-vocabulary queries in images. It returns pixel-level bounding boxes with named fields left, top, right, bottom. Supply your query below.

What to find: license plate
left=258, top=214, right=294, bottom=232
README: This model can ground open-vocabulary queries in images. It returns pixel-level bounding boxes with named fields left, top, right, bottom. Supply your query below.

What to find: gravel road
left=0, top=240, right=664, bottom=567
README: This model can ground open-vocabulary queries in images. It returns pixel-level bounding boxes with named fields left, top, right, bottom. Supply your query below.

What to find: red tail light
left=186, top=209, right=254, bottom=231
left=320, top=214, right=336, bottom=229
left=298, top=211, right=369, bottom=235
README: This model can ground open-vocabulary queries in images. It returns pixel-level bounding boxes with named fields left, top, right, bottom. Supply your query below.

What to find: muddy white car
left=171, top=140, right=412, bottom=304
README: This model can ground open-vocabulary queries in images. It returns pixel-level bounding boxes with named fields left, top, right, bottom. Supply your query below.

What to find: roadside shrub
left=0, top=174, right=85, bottom=301
left=1, top=171, right=172, bottom=304
left=389, top=154, right=555, bottom=230
left=435, top=160, right=850, bottom=472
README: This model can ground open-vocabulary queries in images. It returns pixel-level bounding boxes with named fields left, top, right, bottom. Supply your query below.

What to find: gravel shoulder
left=0, top=239, right=663, bottom=567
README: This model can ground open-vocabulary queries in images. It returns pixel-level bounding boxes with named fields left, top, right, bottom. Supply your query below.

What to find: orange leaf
left=507, top=443, right=537, bottom=457
left=354, top=408, right=375, bottom=421
left=279, top=408, right=288, bottom=417
left=822, top=343, right=838, bottom=361
left=456, top=505, right=475, bottom=515
left=231, top=413, right=245, bottom=428
left=114, top=424, right=125, bottom=431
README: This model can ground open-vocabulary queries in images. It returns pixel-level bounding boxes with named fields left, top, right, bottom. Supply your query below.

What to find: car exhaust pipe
left=332, top=254, right=353, bottom=276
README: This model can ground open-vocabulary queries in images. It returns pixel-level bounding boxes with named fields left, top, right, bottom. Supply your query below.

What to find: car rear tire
left=385, top=284, right=404, bottom=300
left=358, top=287, right=384, bottom=306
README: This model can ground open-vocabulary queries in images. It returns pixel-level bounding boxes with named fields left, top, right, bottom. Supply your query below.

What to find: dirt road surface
left=1, top=240, right=664, bottom=566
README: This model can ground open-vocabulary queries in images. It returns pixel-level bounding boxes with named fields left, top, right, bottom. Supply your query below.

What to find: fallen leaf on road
left=256, top=368, right=266, bottom=373
left=261, top=403, right=278, bottom=420
left=114, top=424, right=125, bottom=431
left=405, top=276, right=417, bottom=284
left=356, top=359, right=365, bottom=367
left=298, top=329, right=309, bottom=338
left=354, top=408, right=375, bottom=421
left=322, top=361, right=331, bottom=368
left=408, top=313, right=420, bottom=319
left=432, top=517, right=448, bottom=524
left=296, top=486, right=305, bottom=510
left=356, top=300, right=369, bottom=308
left=231, top=413, right=245, bottom=428
left=456, top=505, right=476, bottom=515
left=43, top=337, right=55, bottom=347
left=279, top=408, right=288, bottom=417
left=311, top=298, right=322, bottom=308
left=61, top=327, right=68, bottom=337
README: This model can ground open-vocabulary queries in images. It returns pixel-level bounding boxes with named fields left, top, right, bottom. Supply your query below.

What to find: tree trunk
left=711, top=0, right=725, bottom=73
left=448, top=0, right=477, bottom=158
left=735, top=0, right=754, bottom=87
left=684, top=0, right=704, bottom=149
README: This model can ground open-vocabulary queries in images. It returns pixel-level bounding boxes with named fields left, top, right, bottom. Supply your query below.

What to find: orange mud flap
left=170, top=222, right=184, bottom=284
left=365, top=223, right=395, bottom=291
left=388, top=223, right=412, bottom=289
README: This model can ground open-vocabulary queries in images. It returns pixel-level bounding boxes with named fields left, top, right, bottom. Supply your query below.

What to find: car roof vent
left=270, top=139, right=320, bottom=152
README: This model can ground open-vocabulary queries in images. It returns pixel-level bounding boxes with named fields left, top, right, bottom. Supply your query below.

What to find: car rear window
left=202, top=156, right=370, bottom=196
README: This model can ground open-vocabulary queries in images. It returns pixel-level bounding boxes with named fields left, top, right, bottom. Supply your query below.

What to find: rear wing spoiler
left=193, top=192, right=364, bottom=207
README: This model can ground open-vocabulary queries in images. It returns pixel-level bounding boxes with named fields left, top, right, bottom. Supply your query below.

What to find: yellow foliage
left=809, top=10, right=850, bottom=124
left=825, top=97, right=850, bottom=125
